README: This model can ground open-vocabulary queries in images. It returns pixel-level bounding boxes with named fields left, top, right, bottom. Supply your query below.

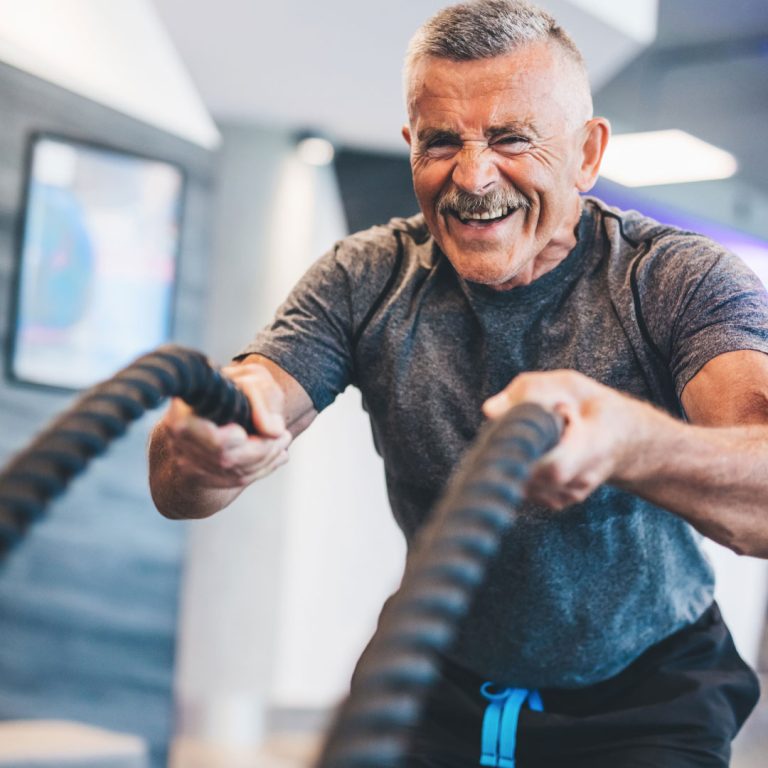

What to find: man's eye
left=493, top=136, right=529, bottom=153
left=425, top=138, right=460, bottom=156
left=429, top=137, right=456, bottom=147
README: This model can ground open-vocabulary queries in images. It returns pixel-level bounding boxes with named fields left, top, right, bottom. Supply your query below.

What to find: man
left=149, top=1, right=767, bottom=765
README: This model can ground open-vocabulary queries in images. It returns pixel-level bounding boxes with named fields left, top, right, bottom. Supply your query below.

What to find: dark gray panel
left=595, top=12, right=768, bottom=197
left=656, top=0, right=768, bottom=49
left=334, top=148, right=417, bottom=234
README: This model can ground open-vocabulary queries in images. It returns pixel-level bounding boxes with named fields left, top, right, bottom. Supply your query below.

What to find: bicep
left=237, top=354, right=318, bottom=437
left=681, top=349, right=768, bottom=427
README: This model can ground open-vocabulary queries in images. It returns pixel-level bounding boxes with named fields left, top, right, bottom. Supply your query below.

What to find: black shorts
left=405, top=603, right=760, bottom=767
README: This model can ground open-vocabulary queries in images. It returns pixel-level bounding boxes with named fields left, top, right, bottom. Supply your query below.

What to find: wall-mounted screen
left=9, top=133, right=184, bottom=390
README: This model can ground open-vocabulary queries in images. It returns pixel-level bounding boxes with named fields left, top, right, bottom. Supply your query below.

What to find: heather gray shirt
left=240, top=197, right=768, bottom=687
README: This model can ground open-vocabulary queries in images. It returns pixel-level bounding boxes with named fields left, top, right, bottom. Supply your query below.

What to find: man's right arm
left=148, top=355, right=317, bottom=520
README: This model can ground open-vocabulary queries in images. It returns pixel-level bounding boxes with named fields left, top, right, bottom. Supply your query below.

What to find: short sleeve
left=237, top=245, right=354, bottom=412
left=638, top=234, right=768, bottom=398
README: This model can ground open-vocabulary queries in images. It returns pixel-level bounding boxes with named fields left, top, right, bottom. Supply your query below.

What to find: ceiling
left=152, top=0, right=449, bottom=151
left=596, top=0, right=768, bottom=194
left=152, top=0, right=656, bottom=151
left=153, top=0, right=768, bottom=204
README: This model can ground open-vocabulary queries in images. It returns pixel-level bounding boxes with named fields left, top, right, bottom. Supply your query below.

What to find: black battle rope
left=0, top=344, right=561, bottom=766
left=0, top=345, right=255, bottom=552
left=316, top=403, right=562, bottom=768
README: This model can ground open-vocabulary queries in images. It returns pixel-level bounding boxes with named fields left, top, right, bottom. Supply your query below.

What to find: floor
left=171, top=733, right=321, bottom=768
left=172, top=675, right=768, bottom=767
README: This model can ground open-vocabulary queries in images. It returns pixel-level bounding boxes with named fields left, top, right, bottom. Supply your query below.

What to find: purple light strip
left=591, top=180, right=768, bottom=284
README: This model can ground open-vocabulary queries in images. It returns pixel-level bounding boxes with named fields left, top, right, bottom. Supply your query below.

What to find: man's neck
left=491, top=196, right=584, bottom=291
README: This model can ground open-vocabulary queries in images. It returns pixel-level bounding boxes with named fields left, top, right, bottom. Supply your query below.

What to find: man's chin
left=438, top=227, right=516, bottom=257
left=443, top=251, right=519, bottom=287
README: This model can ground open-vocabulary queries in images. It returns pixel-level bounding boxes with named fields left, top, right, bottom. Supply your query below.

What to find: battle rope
left=0, top=344, right=561, bottom=766
left=0, top=345, right=254, bottom=552
left=315, top=402, right=561, bottom=768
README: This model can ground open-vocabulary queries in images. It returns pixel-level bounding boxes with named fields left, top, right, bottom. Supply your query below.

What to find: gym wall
left=0, top=59, right=215, bottom=768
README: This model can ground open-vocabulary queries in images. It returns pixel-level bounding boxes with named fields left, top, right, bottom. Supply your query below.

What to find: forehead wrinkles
left=410, top=68, right=529, bottom=120
left=410, top=78, right=568, bottom=140
left=412, top=97, right=551, bottom=145
left=407, top=44, right=589, bottom=129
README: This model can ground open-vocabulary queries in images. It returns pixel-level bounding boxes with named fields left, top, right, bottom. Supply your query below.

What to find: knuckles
left=225, top=363, right=282, bottom=390
left=529, top=462, right=602, bottom=509
left=536, top=461, right=568, bottom=488
left=160, top=372, right=290, bottom=489
left=225, top=365, right=286, bottom=413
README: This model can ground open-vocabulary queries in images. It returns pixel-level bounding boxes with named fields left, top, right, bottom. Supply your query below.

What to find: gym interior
left=0, top=2, right=766, bottom=767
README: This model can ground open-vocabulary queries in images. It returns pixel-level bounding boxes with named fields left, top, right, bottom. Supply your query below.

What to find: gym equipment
left=0, top=345, right=561, bottom=767
left=0, top=346, right=254, bottom=551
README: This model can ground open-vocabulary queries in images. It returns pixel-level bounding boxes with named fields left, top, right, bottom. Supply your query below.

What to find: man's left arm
left=483, top=349, right=768, bottom=558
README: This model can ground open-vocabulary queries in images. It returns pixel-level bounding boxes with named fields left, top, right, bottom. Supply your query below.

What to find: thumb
left=482, top=389, right=514, bottom=419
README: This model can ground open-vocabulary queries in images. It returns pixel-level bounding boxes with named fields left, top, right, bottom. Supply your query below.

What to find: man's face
left=404, top=43, right=593, bottom=290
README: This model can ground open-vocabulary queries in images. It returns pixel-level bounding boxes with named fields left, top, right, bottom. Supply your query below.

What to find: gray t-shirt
left=239, top=196, right=768, bottom=688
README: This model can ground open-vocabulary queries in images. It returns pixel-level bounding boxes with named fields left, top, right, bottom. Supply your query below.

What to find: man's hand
left=149, top=359, right=314, bottom=520
left=163, top=362, right=292, bottom=490
left=482, top=370, right=655, bottom=509
left=481, top=356, right=768, bottom=558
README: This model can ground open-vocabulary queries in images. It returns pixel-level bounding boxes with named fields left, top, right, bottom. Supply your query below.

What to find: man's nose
left=451, top=144, right=499, bottom=195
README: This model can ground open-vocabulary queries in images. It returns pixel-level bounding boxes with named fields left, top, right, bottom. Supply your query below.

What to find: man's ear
left=576, top=117, right=611, bottom=193
left=402, top=125, right=412, bottom=147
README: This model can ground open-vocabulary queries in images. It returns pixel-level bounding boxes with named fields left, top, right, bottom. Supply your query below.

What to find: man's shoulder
left=585, top=195, right=733, bottom=273
left=586, top=195, right=691, bottom=246
left=331, top=212, right=435, bottom=278
left=339, top=212, right=432, bottom=253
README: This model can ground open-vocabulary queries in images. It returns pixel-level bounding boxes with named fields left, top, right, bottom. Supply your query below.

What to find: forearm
left=485, top=365, right=768, bottom=558
left=148, top=422, right=244, bottom=520
left=614, top=402, right=768, bottom=557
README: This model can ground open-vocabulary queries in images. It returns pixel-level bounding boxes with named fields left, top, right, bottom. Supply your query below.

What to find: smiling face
left=403, top=42, right=608, bottom=290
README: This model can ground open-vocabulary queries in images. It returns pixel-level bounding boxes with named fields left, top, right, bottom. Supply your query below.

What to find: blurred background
left=0, top=1, right=766, bottom=767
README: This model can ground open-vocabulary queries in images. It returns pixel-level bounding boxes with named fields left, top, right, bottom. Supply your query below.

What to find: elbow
left=720, top=528, right=768, bottom=559
left=727, top=540, right=752, bottom=557
left=149, top=477, right=229, bottom=521
left=730, top=539, right=768, bottom=559
left=151, top=489, right=216, bottom=521
left=154, top=501, right=185, bottom=521
left=148, top=473, right=200, bottom=521
left=150, top=487, right=184, bottom=521
left=700, top=511, right=768, bottom=558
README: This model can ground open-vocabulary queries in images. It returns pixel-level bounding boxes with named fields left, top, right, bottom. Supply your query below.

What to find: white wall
left=172, top=126, right=292, bottom=753
left=172, top=127, right=405, bottom=759
left=0, top=0, right=218, bottom=148
left=264, top=154, right=406, bottom=707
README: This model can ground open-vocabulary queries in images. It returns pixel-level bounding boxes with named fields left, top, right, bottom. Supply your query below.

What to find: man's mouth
left=450, top=206, right=518, bottom=226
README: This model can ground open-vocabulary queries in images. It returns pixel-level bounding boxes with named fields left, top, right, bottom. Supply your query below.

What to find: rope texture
left=0, top=345, right=254, bottom=551
left=0, top=346, right=560, bottom=767
left=316, top=403, right=562, bottom=768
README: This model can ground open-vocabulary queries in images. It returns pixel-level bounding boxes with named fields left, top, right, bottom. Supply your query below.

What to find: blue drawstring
left=480, top=683, right=543, bottom=767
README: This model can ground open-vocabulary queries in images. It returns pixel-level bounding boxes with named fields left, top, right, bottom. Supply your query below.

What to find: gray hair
left=404, top=0, right=589, bottom=106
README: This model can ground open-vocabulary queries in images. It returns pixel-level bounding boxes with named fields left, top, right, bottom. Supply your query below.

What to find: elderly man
left=149, top=1, right=766, bottom=765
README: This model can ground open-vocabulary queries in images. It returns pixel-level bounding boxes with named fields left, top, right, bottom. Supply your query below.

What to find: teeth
left=461, top=207, right=509, bottom=221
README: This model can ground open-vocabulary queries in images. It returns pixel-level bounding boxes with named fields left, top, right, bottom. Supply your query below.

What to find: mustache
left=437, top=187, right=531, bottom=217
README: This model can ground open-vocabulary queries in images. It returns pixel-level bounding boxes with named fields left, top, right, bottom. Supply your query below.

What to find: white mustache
left=437, top=188, right=531, bottom=217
